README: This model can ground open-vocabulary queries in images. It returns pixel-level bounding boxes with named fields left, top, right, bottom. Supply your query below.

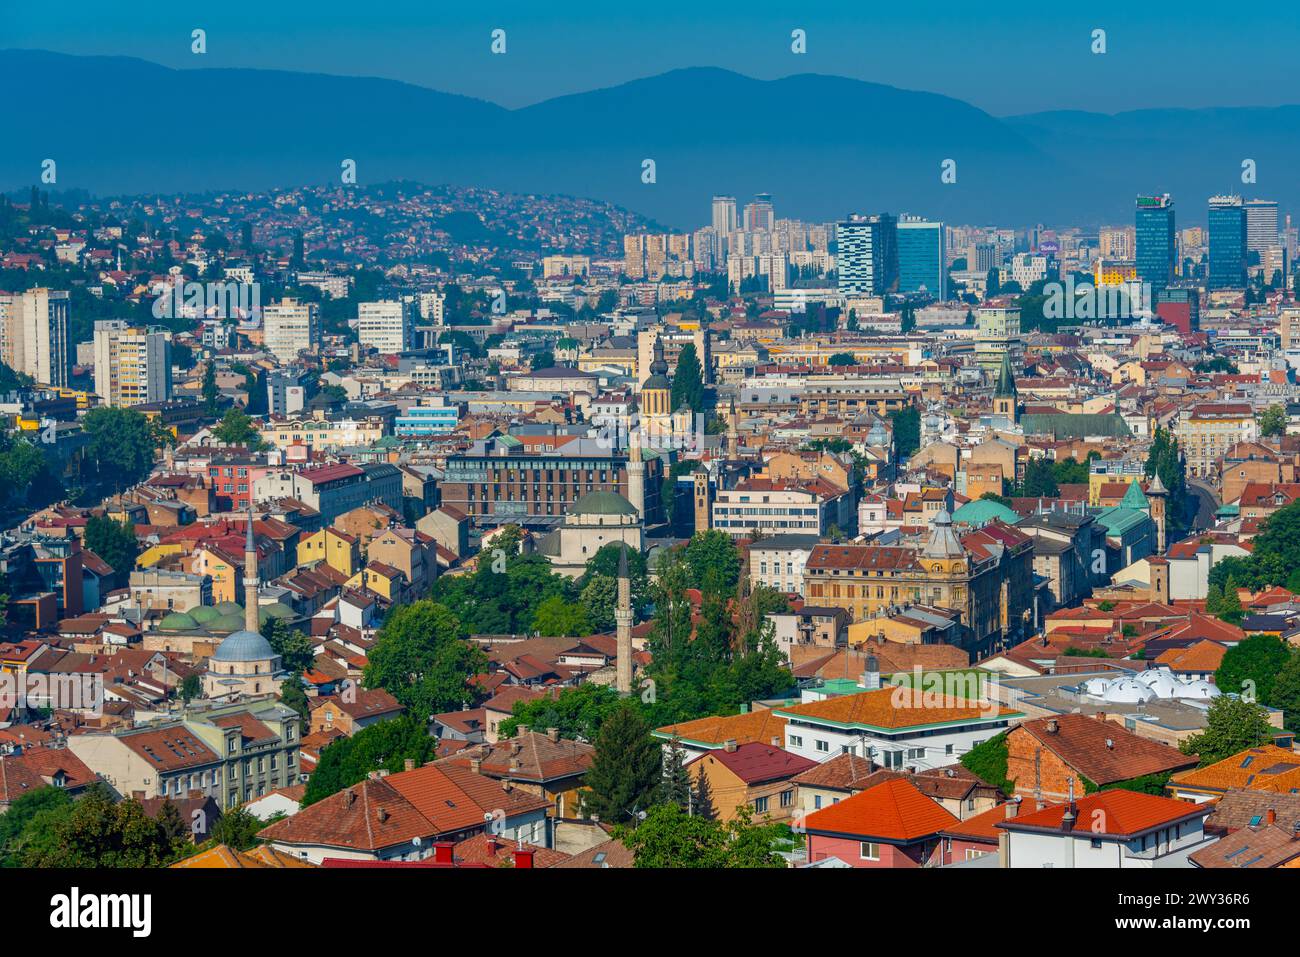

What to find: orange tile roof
left=801, top=778, right=959, bottom=842
left=775, top=687, right=1018, bottom=731
left=1155, top=639, right=1227, bottom=673
left=939, top=802, right=1015, bottom=843
left=1170, top=746, right=1300, bottom=795
left=998, top=790, right=1209, bottom=839
left=654, top=708, right=787, bottom=748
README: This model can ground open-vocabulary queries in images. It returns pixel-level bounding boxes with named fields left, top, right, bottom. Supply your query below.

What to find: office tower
left=897, top=217, right=947, bottom=300
left=11, top=288, right=71, bottom=387
left=1207, top=195, right=1247, bottom=290
left=92, top=321, right=172, bottom=407
left=967, top=242, right=1001, bottom=273
left=1245, top=199, right=1279, bottom=258
left=743, top=193, right=775, bottom=233
left=837, top=215, right=898, bottom=297
left=0, top=291, right=14, bottom=371
left=1135, top=194, right=1176, bottom=293
left=711, top=196, right=737, bottom=236
left=357, top=299, right=415, bottom=354
left=261, top=298, right=321, bottom=363
left=268, top=370, right=309, bottom=417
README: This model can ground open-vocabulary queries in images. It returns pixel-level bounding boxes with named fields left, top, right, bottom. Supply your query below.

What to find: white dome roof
left=1101, top=678, right=1155, bottom=704
left=1172, top=678, right=1221, bottom=700
left=1082, top=677, right=1113, bottom=696
left=1137, top=669, right=1182, bottom=697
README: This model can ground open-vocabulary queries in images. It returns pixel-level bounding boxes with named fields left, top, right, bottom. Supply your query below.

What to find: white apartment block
left=262, top=298, right=321, bottom=363
left=357, top=299, right=415, bottom=354
left=93, top=321, right=172, bottom=407
left=4, top=288, right=71, bottom=387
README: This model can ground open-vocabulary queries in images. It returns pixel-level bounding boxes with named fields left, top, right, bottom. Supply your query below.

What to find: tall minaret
left=626, top=432, right=646, bottom=521
left=1146, top=471, right=1168, bottom=554
left=615, top=545, right=633, bottom=694
left=243, top=509, right=261, bottom=634
left=725, top=394, right=739, bottom=460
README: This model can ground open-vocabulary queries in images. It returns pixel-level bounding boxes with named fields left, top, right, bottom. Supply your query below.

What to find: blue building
left=896, top=217, right=946, bottom=300
left=1208, top=195, right=1247, bottom=290
left=1135, top=194, right=1175, bottom=294
left=395, top=400, right=459, bottom=437
left=837, top=214, right=898, bottom=297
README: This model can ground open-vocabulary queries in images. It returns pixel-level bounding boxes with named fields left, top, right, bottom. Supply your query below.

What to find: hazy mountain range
left=6, top=49, right=1299, bottom=229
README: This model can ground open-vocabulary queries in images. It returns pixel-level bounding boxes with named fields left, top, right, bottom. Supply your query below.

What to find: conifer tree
left=582, top=701, right=662, bottom=825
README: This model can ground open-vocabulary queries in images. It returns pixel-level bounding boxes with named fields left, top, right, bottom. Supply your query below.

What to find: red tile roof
left=685, top=743, right=817, bottom=785
left=801, top=778, right=960, bottom=843
left=998, top=790, right=1209, bottom=839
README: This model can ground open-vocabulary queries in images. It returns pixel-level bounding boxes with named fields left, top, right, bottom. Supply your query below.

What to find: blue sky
left=6, top=1, right=1294, bottom=114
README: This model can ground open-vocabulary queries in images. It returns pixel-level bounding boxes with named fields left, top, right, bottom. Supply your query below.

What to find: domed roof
left=1137, top=669, right=1182, bottom=698
left=641, top=374, right=672, bottom=391
left=212, top=629, right=277, bottom=663
left=1172, top=678, right=1221, bottom=700
left=572, top=490, right=638, bottom=516
left=212, top=612, right=248, bottom=634
left=1081, top=677, right=1112, bottom=696
left=215, top=600, right=244, bottom=616
left=258, top=602, right=296, bottom=624
left=160, top=611, right=197, bottom=631
left=190, top=606, right=220, bottom=624
left=1101, top=678, right=1155, bottom=704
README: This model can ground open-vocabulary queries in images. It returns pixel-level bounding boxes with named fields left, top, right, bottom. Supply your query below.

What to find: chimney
left=771, top=736, right=781, bottom=748
left=547, top=727, right=559, bottom=742
left=861, top=654, right=881, bottom=691
left=470, top=758, right=483, bottom=773
left=376, top=807, right=389, bottom=823
left=1046, top=719, right=1059, bottom=734
left=513, top=847, right=535, bottom=869
left=1061, top=779, right=1078, bottom=832
left=517, top=724, right=529, bottom=736
left=1265, top=808, right=1277, bottom=826
left=998, top=796, right=1021, bottom=868
left=486, top=835, right=501, bottom=854
left=345, top=789, right=356, bottom=806
left=404, top=758, right=416, bottom=772
left=723, top=739, right=738, bottom=753
left=432, top=840, right=454, bottom=864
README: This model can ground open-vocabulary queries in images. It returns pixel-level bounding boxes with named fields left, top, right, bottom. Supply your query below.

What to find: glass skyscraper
left=1208, top=195, right=1247, bottom=290
left=837, top=214, right=898, bottom=297
left=896, top=217, right=946, bottom=300
left=1135, top=194, right=1175, bottom=294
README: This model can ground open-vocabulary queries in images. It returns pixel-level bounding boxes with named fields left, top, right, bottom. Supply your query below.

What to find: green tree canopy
left=1180, top=695, right=1276, bottom=766
left=581, top=701, right=663, bottom=825
left=617, top=803, right=785, bottom=868
left=362, top=600, right=485, bottom=719
left=302, top=715, right=438, bottom=806
left=84, top=514, right=139, bottom=575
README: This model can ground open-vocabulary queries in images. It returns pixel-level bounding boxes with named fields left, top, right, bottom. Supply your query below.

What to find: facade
left=8, top=288, right=71, bottom=386
left=1175, top=403, right=1258, bottom=478
left=92, top=320, right=172, bottom=407
left=440, top=436, right=663, bottom=523
left=1135, top=194, right=1175, bottom=294
left=896, top=217, right=946, bottom=300
left=837, top=215, right=898, bottom=297
left=357, top=299, right=415, bottom=354
left=262, top=298, right=321, bottom=362
left=1207, top=195, right=1247, bottom=290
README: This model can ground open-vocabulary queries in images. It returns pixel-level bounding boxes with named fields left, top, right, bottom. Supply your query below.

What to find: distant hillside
left=4, top=50, right=1298, bottom=227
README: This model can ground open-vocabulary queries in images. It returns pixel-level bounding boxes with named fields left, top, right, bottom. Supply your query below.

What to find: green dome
left=257, top=602, right=295, bottom=625
left=572, top=490, right=638, bottom=516
left=215, top=600, right=244, bottom=617
left=212, top=612, right=247, bottom=634
left=160, top=612, right=197, bottom=631
left=190, top=606, right=220, bottom=624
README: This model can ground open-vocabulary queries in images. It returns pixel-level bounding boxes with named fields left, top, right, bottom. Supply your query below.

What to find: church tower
left=615, top=545, right=633, bottom=694
left=640, top=336, right=672, bottom=417
left=1146, top=471, right=1168, bottom=554
left=993, top=351, right=1018, bottom=423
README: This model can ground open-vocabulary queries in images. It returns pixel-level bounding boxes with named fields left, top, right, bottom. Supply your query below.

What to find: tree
left=617, top=803, right=784, bottom=868
left=682, top=530, right=742, bottom=595
left=827, top=352, right=857, bottom=367
left=659, top=737, right=692, bottom=810
left=1259, top=404, right=1288, bottom=438
left=212, top=407, right=261, bottom=448
left=691, top=769, right=716, bottom=820
left=82, top=406, right=159, bottom=491
left=499, top=682, right=623, bottom=741
left=155, top=799, right=189, bottom=847
left=1180, top=696, right=1275, bottom=766
left=890, top=406, right=921, bottom=459
left=1216, top=577, right=1244, bottom=625
left=1019, top=458, right=1060, bottom=498
left=201, top=360, right=221, bottom=416
left=1145, top=427, right=1189, bottom=543
left=363, top=601, right=485, bottom=720
left=302, top=715, right=438, bottom=805
left=278, top=676, right=310, bottom=732
left=1269, top=650, right=1300, bottom=734
left=19, top=784, right=182, bottom=867
left=180, top=673, right=202, bottom=702
left=669, top=343, right=705, bottom=413
left=209, top=807, right=264, bottom=851
left=83, top=514, right=139, bottom=575
left=265, top=617, right=314, bottom=672
left=532, top=594, right=593, bottom=637
left=0, top=786, right=71, bottom=867
left=581, top=701, right=662, bottom=824
left=1215, top=633, right=1291, bottom=703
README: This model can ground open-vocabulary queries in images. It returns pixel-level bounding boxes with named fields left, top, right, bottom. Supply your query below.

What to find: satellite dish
left=412, top=836, right=422, bottom=847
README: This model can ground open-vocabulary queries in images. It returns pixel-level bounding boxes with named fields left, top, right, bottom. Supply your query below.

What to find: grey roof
left=212, top=629, right=276, bottom=663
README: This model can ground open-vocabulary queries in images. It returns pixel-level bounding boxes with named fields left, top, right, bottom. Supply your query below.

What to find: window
left=780, top=789, right=794, bottom=808
left=814, top=795, right=822, bottom=809
left=815, top=739, right=829, bottom=753
left=859, top=842, right=880, bottom=861
left=789, top=735, right=803, bottom=748
left=754, top=796, right=769, bottom=814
